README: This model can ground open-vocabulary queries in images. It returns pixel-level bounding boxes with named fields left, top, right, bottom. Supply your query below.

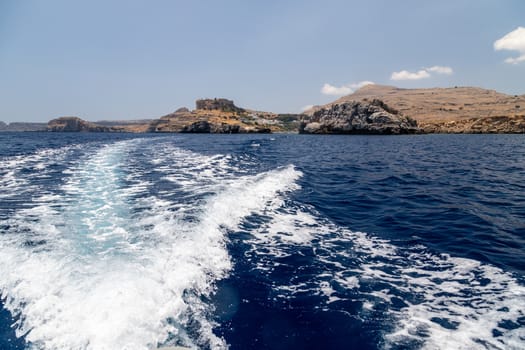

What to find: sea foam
left=243, top=202, right=525, bottom=349
left=0, top=139, right=302, bottom=350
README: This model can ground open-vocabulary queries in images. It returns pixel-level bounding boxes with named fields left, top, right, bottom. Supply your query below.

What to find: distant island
left=0, top=121, right=47, bottom=132
left=2, top=85, right=525, bottom=134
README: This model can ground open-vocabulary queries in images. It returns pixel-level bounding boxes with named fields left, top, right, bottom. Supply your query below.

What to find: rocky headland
left=47, top=117, right=114, bottom=132
left=147, top=99, right=278, bottom=133
left=307, top=84, right=525, bottom=134
left=300, top=99, right=420, bottom=134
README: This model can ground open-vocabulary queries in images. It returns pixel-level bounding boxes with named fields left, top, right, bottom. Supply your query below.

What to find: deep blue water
left=0, top=132, right=524, bottom=350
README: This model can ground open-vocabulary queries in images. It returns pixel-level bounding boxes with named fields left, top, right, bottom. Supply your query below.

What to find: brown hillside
left=308, top=84, right=525, bottom=124
left=148, top=100, right=285, bottom=133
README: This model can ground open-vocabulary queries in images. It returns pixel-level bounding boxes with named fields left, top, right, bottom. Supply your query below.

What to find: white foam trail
left=0, top=139, right=302, bottom=350
left=379, top=253, right=525, bottom=350
left=0, top=146, right=80, bottom=200
left=150, top=142, right=245, bottom=195
left=243, top=205, right=525, bottom=349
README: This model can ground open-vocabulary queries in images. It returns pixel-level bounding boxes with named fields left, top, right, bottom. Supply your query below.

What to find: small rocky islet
left=6, top=85, right=525, bottom=134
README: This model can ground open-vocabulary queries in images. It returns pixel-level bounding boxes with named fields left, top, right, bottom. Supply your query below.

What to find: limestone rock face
left=300, top=99, right=421, bottom=134
left=195, top=98, right=244, bottom=113
left=47, top=117, right=113, bottom=132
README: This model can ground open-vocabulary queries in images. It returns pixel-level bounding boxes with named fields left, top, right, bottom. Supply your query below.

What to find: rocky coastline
left=5, top=86, right=525, bottom=134
left=147, top=100, right=275, bottom=134
left=306, top=84, right=525, bottom=134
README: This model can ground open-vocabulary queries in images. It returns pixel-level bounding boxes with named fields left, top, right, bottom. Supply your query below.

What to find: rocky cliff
left=47, top=117, right=114, bottom=132
left=300, top=99, right=420, bottom=134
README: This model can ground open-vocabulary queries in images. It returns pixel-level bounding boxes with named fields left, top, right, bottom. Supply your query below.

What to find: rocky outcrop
left=307, top=84, right=525, bottom=133
left=181, top=120, right=270, bottom=133
left=195, top=98, right=244, bottom=113
left=181, top=121, right=240, bottom=133
left=47, top=117, right=114, bottom=132
left=300, top=99, right=420, bottom=134
left=180, top=121, right=213, bottom=133
left=421, top=115, right=525, bottom=133
left=148, top=98, right=277, bottom=133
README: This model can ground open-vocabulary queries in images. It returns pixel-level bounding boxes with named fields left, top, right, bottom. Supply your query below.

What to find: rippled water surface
left=0, top=132, right=524, bottom=349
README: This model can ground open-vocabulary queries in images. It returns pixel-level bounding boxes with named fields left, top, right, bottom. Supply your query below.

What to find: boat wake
left=0, top=138, right=523, bottom=349
left=241, top=187, right=525, bottom=349
left=0, top=139, right=300, bottom=349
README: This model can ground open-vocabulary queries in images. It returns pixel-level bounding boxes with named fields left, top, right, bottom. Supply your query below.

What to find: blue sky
left=1, top=0, right=524, bottom=122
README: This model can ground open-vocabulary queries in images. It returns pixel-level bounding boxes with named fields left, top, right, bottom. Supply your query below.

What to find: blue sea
left=0, top=132, right=524, bottom=350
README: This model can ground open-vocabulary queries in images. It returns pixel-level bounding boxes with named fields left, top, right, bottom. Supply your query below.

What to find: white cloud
left=505, top=55, right=525, bottom=64
left=320, top=81, right=374, bottom=96
left=426, top=65, right=453, bottom=75
left=321, top=83, right=352, bottom=96
left=494, top=27, right=525, bottom=64
left=391, top=70, right=430, bottom=81
left=301, top=104, right=314, bottom=112
left=390, top=65, right=453, bottom=81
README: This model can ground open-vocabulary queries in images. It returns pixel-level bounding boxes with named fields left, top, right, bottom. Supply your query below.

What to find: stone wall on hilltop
left=195, top=98, right=244, bottom=113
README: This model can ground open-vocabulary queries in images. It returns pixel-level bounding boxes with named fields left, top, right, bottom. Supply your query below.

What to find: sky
left=1, top=0, right=524, bottom=122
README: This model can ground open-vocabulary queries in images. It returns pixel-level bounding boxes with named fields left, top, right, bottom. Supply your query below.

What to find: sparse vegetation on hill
left=306, top=84, right=525, bottom=133
left=147, top=98, right=293, bottom=133
left=22, top=86, right=525, bottom=134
